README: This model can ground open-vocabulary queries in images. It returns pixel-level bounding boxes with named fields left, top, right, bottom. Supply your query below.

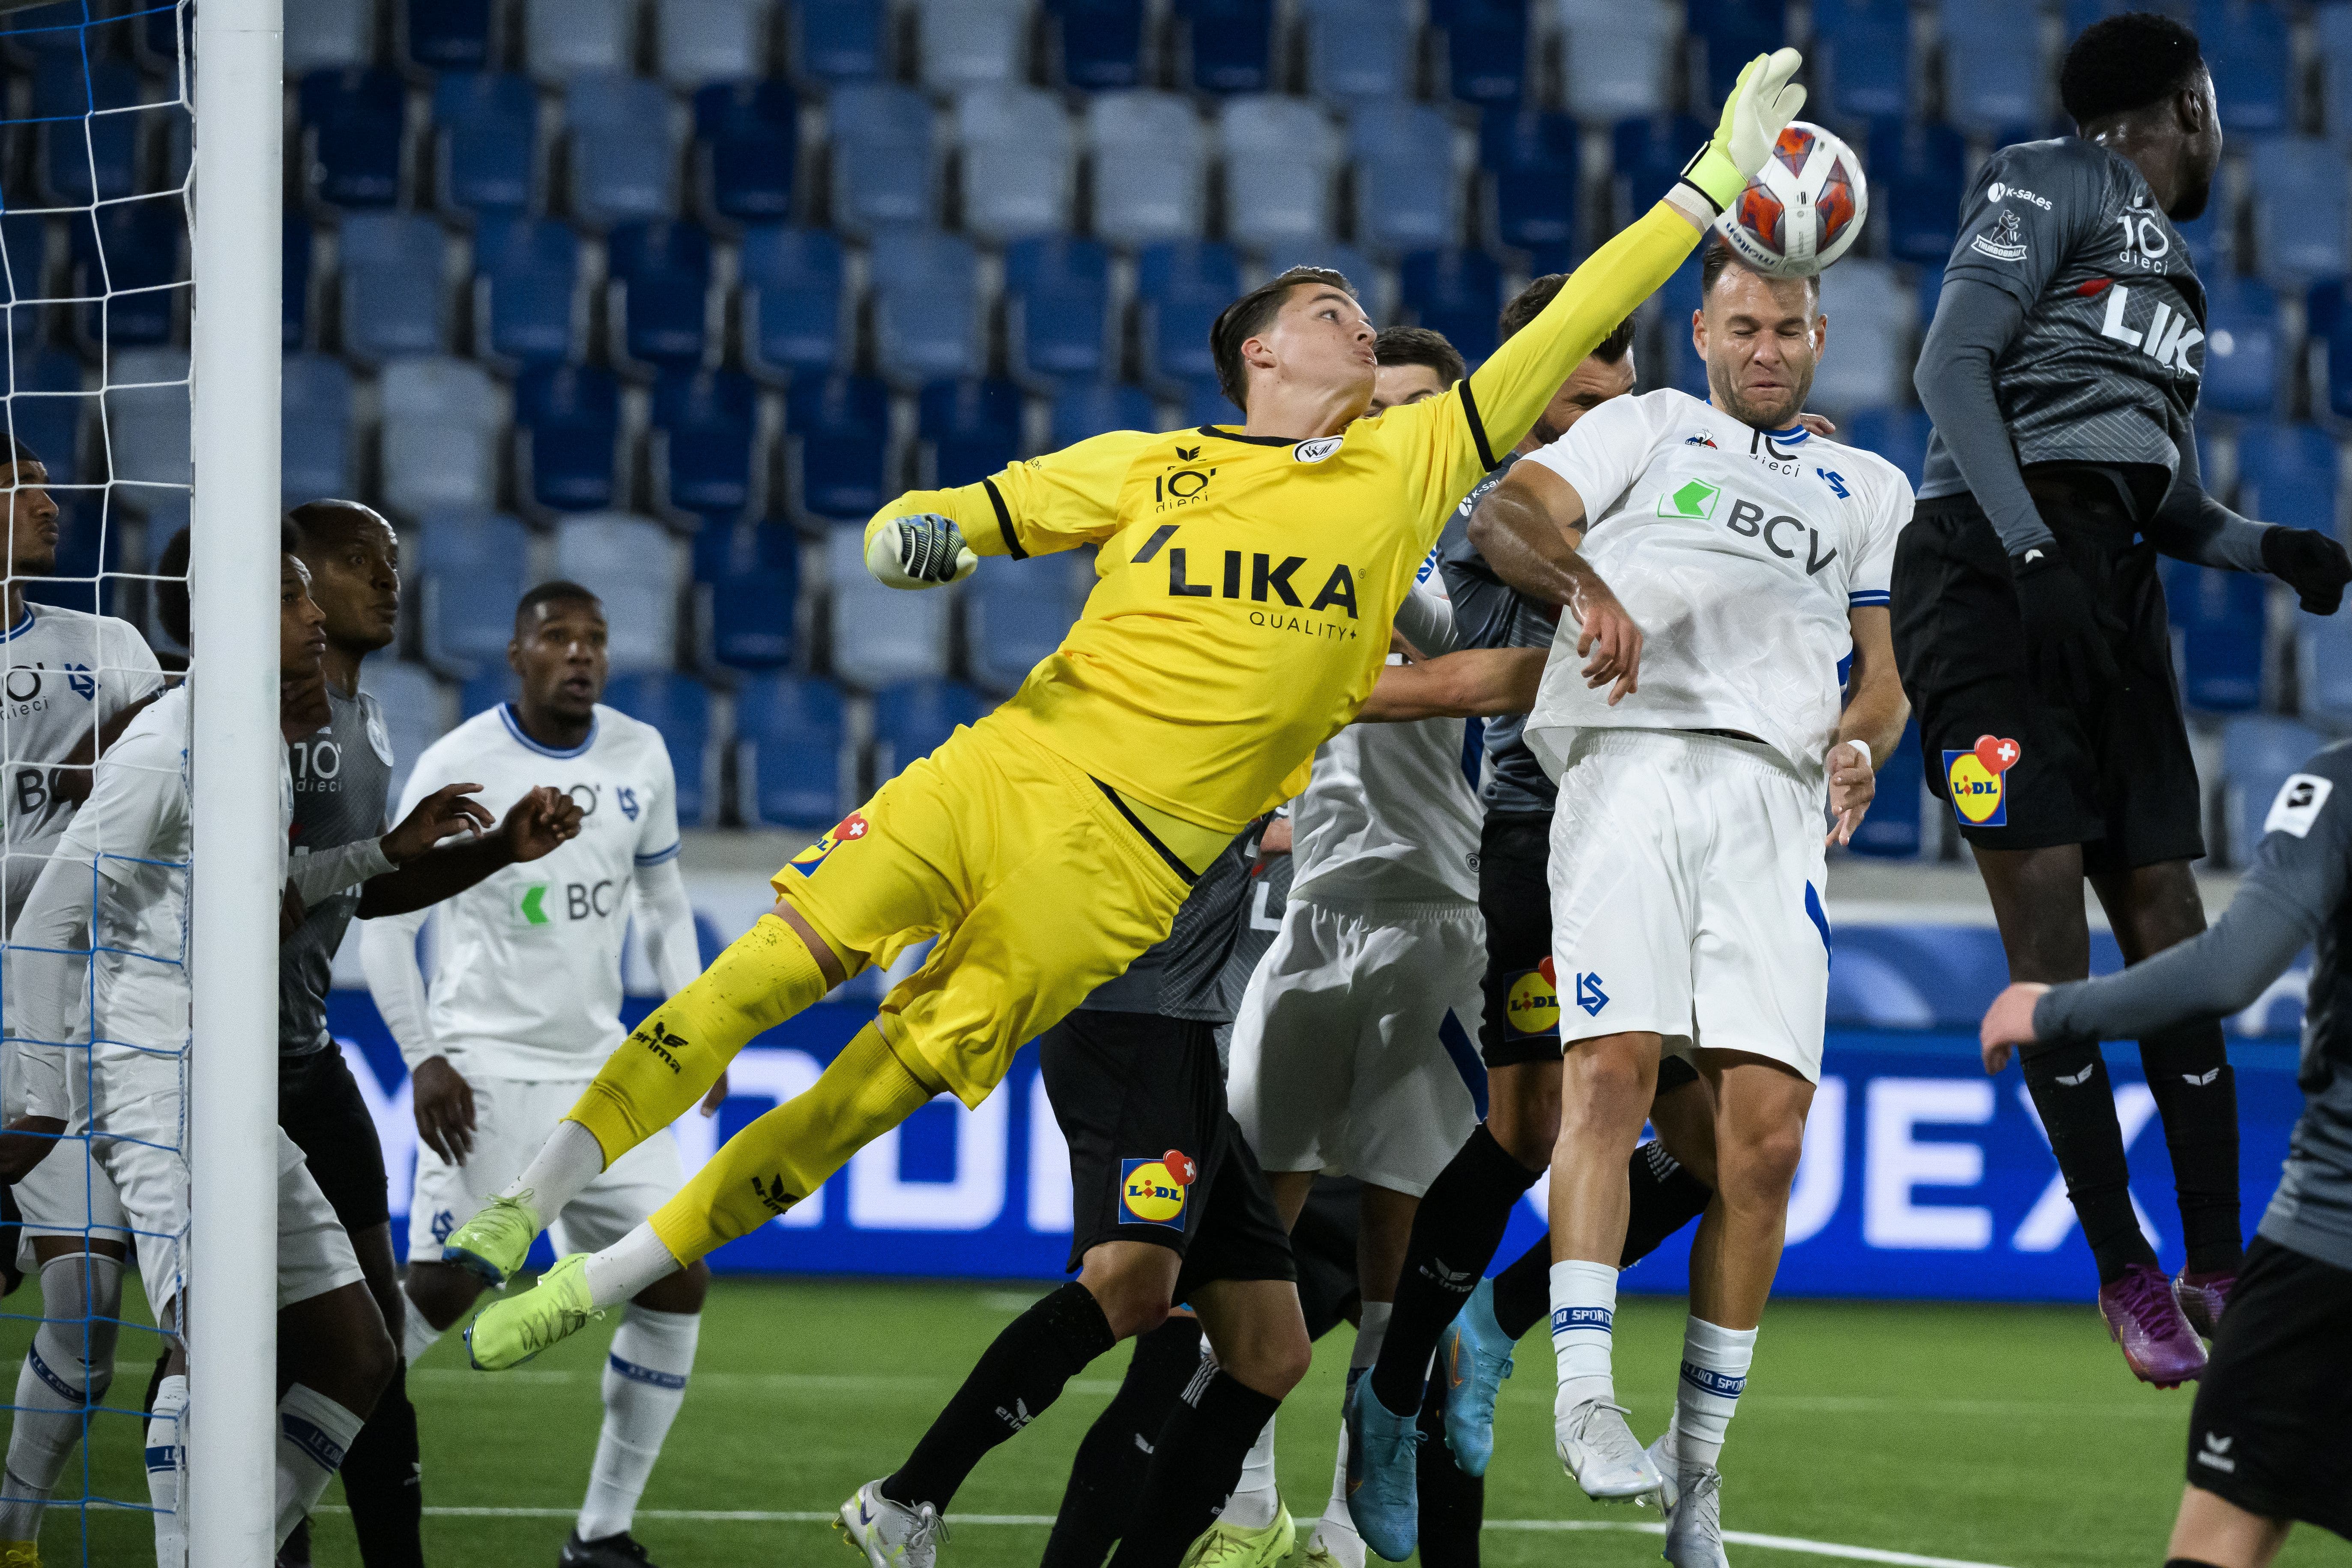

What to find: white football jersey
left=1521, top=390, right=1911, bottom=788
left=1290, top=573, right=1482, bottom=907
left=394, top=703, right=682, bottom=1077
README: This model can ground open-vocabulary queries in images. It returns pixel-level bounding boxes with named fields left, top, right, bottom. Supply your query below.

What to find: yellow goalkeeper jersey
left=867, top=203, right=1701, bottom=834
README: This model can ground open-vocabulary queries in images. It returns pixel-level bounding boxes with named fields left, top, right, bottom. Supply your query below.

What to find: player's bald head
left=287, top=497, right=393, bottom=553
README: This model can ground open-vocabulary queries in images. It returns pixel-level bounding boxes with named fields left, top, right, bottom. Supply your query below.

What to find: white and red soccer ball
left=1713, top=122, right=1869, bottom=279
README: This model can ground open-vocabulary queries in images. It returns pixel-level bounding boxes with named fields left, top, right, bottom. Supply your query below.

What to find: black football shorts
left=2184, top=1236, right=2352, bottom=1538
left=278, top=1046, right=391, bottom=1234
left=1478, top=812, right=1563, bottom=1068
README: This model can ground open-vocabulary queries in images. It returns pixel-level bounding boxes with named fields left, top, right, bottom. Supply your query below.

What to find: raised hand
left=384, top=782, right=497, bottom=864
left=1680, top=48, right=1808, bottom=213
left=500, top=785, right=586, bottom=864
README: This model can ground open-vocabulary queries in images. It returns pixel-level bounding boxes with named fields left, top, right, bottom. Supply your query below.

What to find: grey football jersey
left=1920, top=138, right=2206, bottom=501
left=1080, top=832, right=1252, bottom=1023
left=1435, top=455, right=1559, bottom=816
left=281, top=683, right=394, bottom=1057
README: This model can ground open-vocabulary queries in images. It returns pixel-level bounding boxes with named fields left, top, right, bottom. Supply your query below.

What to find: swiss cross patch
left=839, top=814, right=870, bottom=840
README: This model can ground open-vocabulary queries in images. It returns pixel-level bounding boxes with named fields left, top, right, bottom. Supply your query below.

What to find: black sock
left=1041, top=1316, right=1204, bottom=1568
left=1490, top=1141, right=1714, bottom=1341
left=885, top=1282, right=1118, bottom=1512
left=2022, top=1041, right=2156, bottom=1283
left=1414, top=1371, right=1482, bottom=1566
left=2139, top=1022, right=2243, bottom=1276
left=1105, top=1367, right=1282, bottom=1568
left=278, top=1517, right=312, bottom=1567
left=338, top=1356, right=423, bottom=1568
left=2163, top=1560, right=2229, bottom=1567
left=1369, top=1125, right=1539, bottom=1413
left=143, top=1347, right=170, bottom=1414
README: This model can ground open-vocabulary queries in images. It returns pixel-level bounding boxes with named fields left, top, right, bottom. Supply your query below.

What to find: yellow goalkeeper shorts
left=773, top=715, right=1199, bottom=1108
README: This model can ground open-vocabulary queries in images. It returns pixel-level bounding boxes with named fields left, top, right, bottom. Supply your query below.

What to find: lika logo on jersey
left=2085, top=278, right=2203, bottom=375
left=788, top=812, right=870, bottom=877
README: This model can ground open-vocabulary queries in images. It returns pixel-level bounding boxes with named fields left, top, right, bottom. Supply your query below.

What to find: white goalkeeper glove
left=866, top=513, right=978, bottom=590
left=1678, top=47, right=1808, bottom=215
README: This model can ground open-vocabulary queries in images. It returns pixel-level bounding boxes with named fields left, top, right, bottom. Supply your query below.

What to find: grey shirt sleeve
left=1913, top=278, right=2053, bottom=558
left=1393, top=583, right=1460, bottom=656
left=2143, top=429, right=2272, bottom=573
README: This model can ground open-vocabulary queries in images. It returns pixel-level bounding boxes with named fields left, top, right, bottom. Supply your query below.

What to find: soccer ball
left=1712, top=122, right=1868, bottom=279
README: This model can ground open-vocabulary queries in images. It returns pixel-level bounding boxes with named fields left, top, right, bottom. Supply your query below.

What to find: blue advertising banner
left=327, top=995, right=2308, bottom=1302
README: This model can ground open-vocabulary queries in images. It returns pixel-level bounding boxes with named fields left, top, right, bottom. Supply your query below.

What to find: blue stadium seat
left=472, top=216, right=584, bottom=369
left=1055, top=0, right=1146, bottom=89
left=707, top=566, right=800, bottom=672
left=741, top=227, right=851, bottom=379
left=1301, top=0, right=1414, bottom=104
left=958, top=87, right=1078, bottom=242
left=403, top=0, right=494, bottom=72
left=1846, top=405, right=1931, bottom=489
left=524, top=0, right=632, bottom=81
left=1812, top=259, right=1912, bottom=412
left=693, top=514, right=802, bottom=584
left=432, top=71, right=538, bottom=217
left=1006, top=236, right=1113, bottom=387
left=607, top=219, right=714, bottom=373
left=2200, top=0, right=2290, bottom=136
left=1653, top=249, right=1709, bottom=397
left=418, top=508, right=531, bottom=672
left=285, top=213, right=314, bottom=349
left=871, top=679, right=984, bottom=777
left=556, top=512, right=681, bottom=671
left=1688, top=0, right=1786, bottom=104
left=1088, top=93, right=1210, bottom=247
left=1140, top=289, right=1225, bottom=396
left=298, top=67, right=406, bottom=209
left=34, top=58, right=142, bottom=206
left=657, top=0, right=767, bottom=89
left=1140, top=240, right=1243, bottom=303
left=100, top=347, right=190, bottom=490
left=287, top=0, right=374, bottom=73
left=1871, top=122, right=1965, bottom=266
left=1183, top=376, right=1232, bottom=428
left=1177, top=0, right=1275, bottom=93
left=832, top=528, right=956, bottom=687
left=2251, top=138, right=2349, bottom=285
left=516, top=363, right=623, bottom=514
left=2064, top=0, right=2194, bottom=37
left=828, top=83, right=939, bottom=238
left=1220, top=96, right=1343, bottom=251
left=2318, top=279, right=2352, bottom=421
left=359, top=660, right=450, bottom=800
left=2221, top=714, right=2325, bottom=863
left=694, top=81, right=798, bottom=229
left=603, top=671, right=713, bottom=823
left=2167, top=559, right=2269, bottom=713
left=1813, top=0, right=1910, bottom=125
left=870, top=227, right=983, bottom=389
left=1351, top=104, right=1462, bottom=257
left=738, top=673, right=849, bottom=827
left=382, top=356, right=502, bottom=516
left=1483, top=110, right=1578, bottom=254
left=1400, top=248, right=1503, bottom=363
left=461, top=664, right=521, bottom=718
left=1441, top=0, right=1528, bottom=107
left=2237, top=421, right=2340, bottom=534
left=1051, top=380, right=1157, bottom=447
left=2302, top=609, right=2352, bottom=729
left=2202, top=276, right=2281, bottom=418
left=1939, top=0, right=2047, bottom=134
left=1263, top=239, right=1377, bottom=292
left=786, top=374, right=892, bottom=521
left=793, top=0, right=890, bottom=84
left=337, top=212, right=449, bottom=366
left=1609, top=114, right=1709, bottom=228
left=1557, top=0, right=1674, bottom=122
left=3, top=349, right=84, bottom=478
left=916, top=0, right=1031, bottom=90
left=568, top=74, right=681, bottom=230
left=2173, top=207, right=2226, bottom=278
left=967, top=557, right=1077, bottom=693
left=1846, top=716, right=1925, bottom=859
left=651, top=366, right=760, bottom=523
left=2321, top=3, right=2352, bottom=146
left=920, top=378, right=1024, bottom=488
left=281, top=354, right=354, bottom=505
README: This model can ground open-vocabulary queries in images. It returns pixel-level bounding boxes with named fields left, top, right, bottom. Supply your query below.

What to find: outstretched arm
left=2145, top=435, right=2351, bottom=613
left=356, top=785, right=583, bottom=919
left=1464, top=463, right=1643, bottom=705
left=1360, top=648, right=1547, bottom=721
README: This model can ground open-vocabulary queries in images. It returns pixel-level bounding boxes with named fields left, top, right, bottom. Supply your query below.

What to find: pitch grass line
left=311, top=1506, right=2014, bottom=1566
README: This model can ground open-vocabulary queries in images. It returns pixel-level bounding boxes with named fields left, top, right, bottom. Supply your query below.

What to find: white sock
left=400, top=1295, right=445, bottom=1365
left=577, top=1304, right=699, bottom=1541
left=583, top=1224, right=687, bottom=1311
left=0, top=1254, right=122, bottom=1541
left=146, top=1373, right=186, bottom=1568
left=1220, top=1414, right=1282, bottom=1530
left=1314, top=1301, right=1393, bottom=1529
left=1310, top=1422, right=1366, bottom=1565
left=499, top=1120, right=607, bottom=1219
left=1548, top=1260, right=1620, bottom=1410
left=1349, top=1301, right=1392, bottom=1377
left=274, top=1383, right=366, bottom=1548
left=1668, top=1316, right=1756, bottom=1473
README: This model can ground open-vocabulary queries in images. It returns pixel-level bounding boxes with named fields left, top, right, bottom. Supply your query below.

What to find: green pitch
left=10, top=1276, right=2340, bottom=1567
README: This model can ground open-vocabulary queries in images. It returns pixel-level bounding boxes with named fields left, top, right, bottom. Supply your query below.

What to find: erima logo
left=2096, top=282, right=2203, bottom=374
left=1175, top=444, right=1201, bottom=462
left=2023, top=548, right=2045, bottom=564
left=1293, top=436, right=1342, bottom=463
left=2196, top=1432, right=2236, bottom=1473
left=1575, top=972, right=1609, bottom=1015
left=1165, top=549, right=1361, bottom=621
left=2183, top=1068, right=2221, bottom=1086
left=1422, top=1260, right=1474, bottom=1287
left=2055, top=1065, right=2095, bottom=1086
left=997, top=1398, right=1034, bottom=1432
left=640, top=1020, right=689, bottom=1074
left=750, top=1173, right=796, bottom=1217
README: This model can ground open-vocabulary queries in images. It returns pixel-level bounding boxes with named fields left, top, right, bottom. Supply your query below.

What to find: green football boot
left=440, top=1192, right=543, bottom=1286
left=1177, top=1505, right=1293, bottom=1568
left=464, top=1254, right=602, bottom=1371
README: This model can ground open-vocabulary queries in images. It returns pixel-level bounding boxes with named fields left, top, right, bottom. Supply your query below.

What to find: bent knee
left=1076, top=1255, right=1178, bottom=1340
left=1721, top=1128, right=1806, bottom=1205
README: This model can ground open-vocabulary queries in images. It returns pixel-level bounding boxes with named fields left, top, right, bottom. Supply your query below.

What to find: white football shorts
left=1228, top=897, right=1486, bottom=1196
left=1546, top=728, right=1829, bottom=1082
left=409, top=1074, right=686, bottom=1262
left=2, top=1035, right=130, bottom=1268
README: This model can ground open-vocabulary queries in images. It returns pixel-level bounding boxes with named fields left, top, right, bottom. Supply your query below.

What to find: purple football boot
left=2098, top=1263, right=2206, bottom=1388
left=2172, top=1268, right=2235, bottom=1340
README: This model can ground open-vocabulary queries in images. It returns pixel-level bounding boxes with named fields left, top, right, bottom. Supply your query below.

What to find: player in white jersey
left=1468, top=243, right=1913, bottom=1563
left=366, top=581, right=710, bottom=1568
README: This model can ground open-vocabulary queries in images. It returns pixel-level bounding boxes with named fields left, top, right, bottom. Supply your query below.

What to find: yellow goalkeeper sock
left=648, top=1021, right=935, bottom=1262
left=567, top=914, right=833, bottom=1164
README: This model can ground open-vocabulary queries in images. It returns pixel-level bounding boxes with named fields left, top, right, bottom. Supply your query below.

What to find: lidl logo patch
left=787, top=812, right=870, bottom=878
left=1119, top=1151, right=1194, bottom=1228
left=1506, top=958, right=1561, bottom=1036
left=1943, top=750, right=2009, bottom=826
left=1659, top=479, right=1721, bottom=520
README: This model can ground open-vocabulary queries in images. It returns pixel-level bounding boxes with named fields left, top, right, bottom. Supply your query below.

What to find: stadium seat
left=1845, top=405, right=1931, bottom=489
left=381, top=356, right=502, bottom=517
left=967, top=557, right=1078, bottom=693
left=1182, top=376, right=1232, bottom=428
left=1608, top=113, right=1709, bottom=229
left=1810, top=259, right=1911, bottom=412
left=870, top=228, right=983, bottom=389
left=1399, top=248, right=1503, bottom=364
left=2221, top=714, right=2325, bottom=863
left=359, top=660, right=450, bottom=801
left=472, top=216, right=584, bottom=370
left=2319, top=280, right=2352, bottom=422
left=694, top=513, right=801, bottom=584
left=1176, top=0, right=1275, bottom=93
left=568, top=74, right=682, bottom=230
left=1051, top=380, right=1157, bottom=447
left=1871, top=122, right=1965, bottom=267
left=2064, top=0, right=2195, bottom=37
left=281, top=354, right=354, bottom=506
left=1688, top=0, right=1786, bottom=104
left=2168, top=559, right=2268, bottom=713
left=1351, top=105, right=1464, bottom=258
left=831, top=527, right=956, bottom=688
left=2200, top=0, right=2290, bottom=136
left=1441, top=0, right=1529, bottom=106
left=2201, top=276, right=2281, bottom=419
left=706, top=561, right=801, bottom=672
left=607, top=220, right=715, bottom=373
left=419, top=509, right=532, bottom=672
left=515, top=363, right=623, bottom=514
left=297, top=67, right=406, bottom=210
left=958, top=87, right=1078, bottom=242
left=1939, top=0, right=2047, bottom=134
left=2251, top=138, right=2349, bottom=285
left=793, top=0, right=890, bottom=83
left=656, top=0, right=767, bottom=87
left=556, top=512, right=681, bottom=672
left=1006, top=236, right=1113, bottom=387
left=460, top=664, right=521, bottom=717
left=870, top=678, right=985, bottom=778
left=1088, top=93, right=1210, bottom=247
left=1219, top=97, right=1343, bottom=252
left=786, top=374, right=893, bottom=522
left=524, top=0, right=632, bottom=82
left=1140, top=287, right=1225, bottom=396
left=34, top=58, right=143, bottom=207
left=652, top=366, right=761, bottom=524
left=2322, top=3, right=2352, bottom=146
left=829, top=84, right=939, bottom=238
left=100, top=346, right=189, bottom=490
left=2304, top=609, right=2352, bottom=728
left=1055, top=0, right=1146, bottom=89
left=431, top=70, right=538, bottom=217
left=737, top=673, right=850, bottom=827
left=741, top=227, right=851, bottom=380
left=603, top=671, right=714, bottom=824
left=694, top=81, right=798, bottom=229
left=337, top=212, right=449, bottom=367
left=1812, top=0, right=1910, bottom=125
left=1301, top=0, right=1414, bottom=104
left=1846, top=716, right=1925, bottom=859
left=916, top=0, right=1031, bottom=90
left=285, top=213, right=314, bottom=350
left=2237, top=420, right=2340, bottom=535
left=1651, top=248, right=1709, bottom=397
left=287, top=0, right=374, bottom=72
left=1482, top=109, right=1580, bottom=254
left=1263, top=240, right=1379, bottom=305
left=403, top=0, right=494, bottom=72
left=1557, top=0, right=1676, bottom=122
left=4, top=349, right=84, bottom=479
left=919, top=378, right=1023, bottom=489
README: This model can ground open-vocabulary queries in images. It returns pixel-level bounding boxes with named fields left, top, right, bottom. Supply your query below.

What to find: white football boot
left=838, top=1479, right=947, bottom=1567
left=1646, top=1435, right=1730, bottom=1568
left=1554, top=1391, right=1665, bottom=1501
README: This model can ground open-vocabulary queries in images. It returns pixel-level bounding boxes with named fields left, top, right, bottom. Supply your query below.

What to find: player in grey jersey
left=1899, top=12, right=2352, bottom=1386
left=1980, top=738, right=2352, bottom=1564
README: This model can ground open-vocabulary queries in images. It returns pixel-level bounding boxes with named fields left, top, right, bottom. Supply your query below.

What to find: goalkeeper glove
left=1679, top=47, right=1808, bottom=215
left=2260, top=525, right=2352, bottom=615
left=866, top=513, right=977, bottom=590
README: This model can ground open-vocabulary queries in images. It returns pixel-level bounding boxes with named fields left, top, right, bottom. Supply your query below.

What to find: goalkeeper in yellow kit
left=453, top=52, right=1808, bottom=1400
